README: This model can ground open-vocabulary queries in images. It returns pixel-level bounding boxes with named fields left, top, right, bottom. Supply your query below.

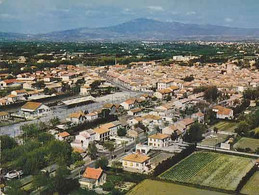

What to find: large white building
left=148, top=133, right=171, bottom=148
left=122, top=153, right=150, bottom=173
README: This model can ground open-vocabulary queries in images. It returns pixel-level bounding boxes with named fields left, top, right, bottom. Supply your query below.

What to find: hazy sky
left=0, top=0, right=259, bottom=34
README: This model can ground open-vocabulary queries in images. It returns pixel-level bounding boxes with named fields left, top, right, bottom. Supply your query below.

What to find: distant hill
left=2, top=18, right=259, bottom=41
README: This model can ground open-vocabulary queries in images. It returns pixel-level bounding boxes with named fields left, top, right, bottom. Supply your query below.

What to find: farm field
left=200, top=133, right=229, bottom=146
left=241, top=171, right=259, bottom=195
left=234, top=137, right=259, bottom=152
left=211, top=121, right=238, bottom=133
left=159, top=151, right=254, bottom=191
left=127, top=179, right=229, bottom=195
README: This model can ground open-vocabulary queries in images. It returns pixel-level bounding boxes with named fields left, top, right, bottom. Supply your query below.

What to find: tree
left=88, top=142, right=98, bottom=160
left=90, top=80, right=101, bottom=91
left=0, top=135, right=17, bottom=150
left=32, top=81, right=45, bottom=89
left=5, top=180, right=25, bottom=195
left=204, top=86, right=219, bottom=102
left=111, top=160, right=122, bottom=173
left=95, top=156, right=108, bottom=170
left=104, top=141, right=115, bottom=158
left=183, top=75, right=194, bottom=82
left=183, top=123, right=207, bottom=143
left=33, top=173, right=50, bottom=190
left=49, top=117, right=60, bottom=127
left=235, top=121, right=250, bottom=136
left=50, top=165, right=72, bottom=194
left=117, top=127, right=127, bottom=137
left=165, top=95, right=172, bottom=101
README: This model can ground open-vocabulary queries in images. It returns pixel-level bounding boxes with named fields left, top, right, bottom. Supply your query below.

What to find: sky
left=0, top=0, right=259, bottom=34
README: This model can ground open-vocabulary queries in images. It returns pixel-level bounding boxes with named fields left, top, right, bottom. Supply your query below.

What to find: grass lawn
left=233, top=137, right=259, bottom=152
left=128, top=179, right=229, bottom=195
left=241, top=171, right=259, bottom=195
left=211, top=121, right=238, bottom=133
left=200, top=133, right=229, bottom=146
left=159, top=151, right=254, bottom=191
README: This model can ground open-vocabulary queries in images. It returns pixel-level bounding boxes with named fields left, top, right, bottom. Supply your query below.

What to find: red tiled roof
left=83, top=167, right=103, bottom=180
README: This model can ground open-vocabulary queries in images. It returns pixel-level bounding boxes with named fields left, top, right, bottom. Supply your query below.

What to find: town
left=0, top=41, right=259, bottom=195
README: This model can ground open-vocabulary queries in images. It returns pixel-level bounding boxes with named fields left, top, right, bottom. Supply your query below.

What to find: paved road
left=0, top=91, right=141, bottom=137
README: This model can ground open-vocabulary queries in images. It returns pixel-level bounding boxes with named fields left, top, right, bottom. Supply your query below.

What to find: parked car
left=4, top=170, right=23, bottom=180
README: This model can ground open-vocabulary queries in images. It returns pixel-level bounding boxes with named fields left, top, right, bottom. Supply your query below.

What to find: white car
left=4, top=170, right=23, bottom=180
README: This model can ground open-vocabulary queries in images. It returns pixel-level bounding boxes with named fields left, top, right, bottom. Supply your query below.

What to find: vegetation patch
left=233, top=137, right=259, bottom=152
left=159, top=151, right=254, bottom=191
left=128, top=179, right=228, bottom=195
left=241, top=171, right=259, bottom=195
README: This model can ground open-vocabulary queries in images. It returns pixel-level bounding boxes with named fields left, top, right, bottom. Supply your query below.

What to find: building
left=191, top=112, right=205, bottom=123
left=20, top=102, right=50, bottom=117
left=79, top=167, right=106, bottom=189
left=148, top=133, right=171, bottom=148
left=56, top=131, right=70, bottom=141
left=66, top=111, right=86, bottom=124
left=157, top=79, right=174, bottom=90
left=122, top=153, right=150, bottom=173
left=120, top=99, right=136, bottom=110
left=212, top=106, right=234, bottom=120
left=80, top=85, right=91, bottom=96
left=127, top=128, right=145, bottom=139
left=0, top=112, right=10, bottom=120
left=94, top=121, right=122, bottom=141
left=71, top=129, right=96, bottom=150
left=153, top=88, right=173, bottom=99
left=85, top=112, right=99, bottom=121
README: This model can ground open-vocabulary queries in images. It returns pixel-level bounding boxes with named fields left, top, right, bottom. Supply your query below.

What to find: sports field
left=159, top=151, right=254, bottom=191
left=128, top=179, right=229, bottom=195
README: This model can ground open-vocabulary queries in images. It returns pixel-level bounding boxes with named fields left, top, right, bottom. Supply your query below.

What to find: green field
left=128, top=179, right=229, bottom=195
left=241, top=171, right=259, bottom=195
left=211, top=121, right=238, bottom=133
left=234, top=137, right=259, bottom=152
left=200, top=133, right=229, bottom=146
left=159, top=151, right=254, bottom=191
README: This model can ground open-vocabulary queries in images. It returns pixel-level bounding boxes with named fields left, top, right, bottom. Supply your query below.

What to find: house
left=71, top=129, right=96, bottom=150
left=176, top=118, right=195, bottom=131
left=93, top=121, right=121, bottom=141
left=191, top=112, right=205, bottom=123
left=20, top=102, right=50, bottom=117
left=122, top=153, right=150, bottom=173
left=79, top=167, right=106, bottom=189
left=85, top=112, right=98, bottom=121
left=11, top=90, right=28, bottom=101
left=162, top=125, right=182, bottom=136
left=0, top=112, right=10, bottom=120
left=80, top=85, right=91, bottom=96
left=66, top=111, right=86, bottom=124
left=120, top=99, right=136, bottom=110
left=153, top=88, right=173, bottom=99
left=127, top=127, right=145, bottom=139
left=148, top=133, right=171, bottom=148
left=103, top=103, right=117, bottom=115
left=0, top=79, right=21, bottom=88
left=128, top=108, right=142, bottom=116
left=56, top=131, right=70, bottom=141
left=212, top=106, right=234, bottom=120
left=157, top=79, right=174, bottom=90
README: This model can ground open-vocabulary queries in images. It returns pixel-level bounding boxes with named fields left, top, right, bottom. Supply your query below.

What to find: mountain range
left=1, top=18, right=259, bottom=41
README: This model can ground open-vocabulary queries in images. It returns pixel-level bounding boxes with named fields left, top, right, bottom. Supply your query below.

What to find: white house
left=148, top=133, right=171, bottom=148
left=120, top=99, right=136, bottom=110
left=157, top=79, right=174, bottom=90
left=122, top=153, right=150, bottom=173
left=0, top=112, right=10, bottom=121
left=71, top=129, right=96, bottom=150
left=20, top=102, right=50, bottom=117
left=66, top=111, right=86, bottom=124
left=212, top=105, right=234, bottom=120
left=86, top=112, right=98, bottom=121
left=93, top=121, right=121, bottom=141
